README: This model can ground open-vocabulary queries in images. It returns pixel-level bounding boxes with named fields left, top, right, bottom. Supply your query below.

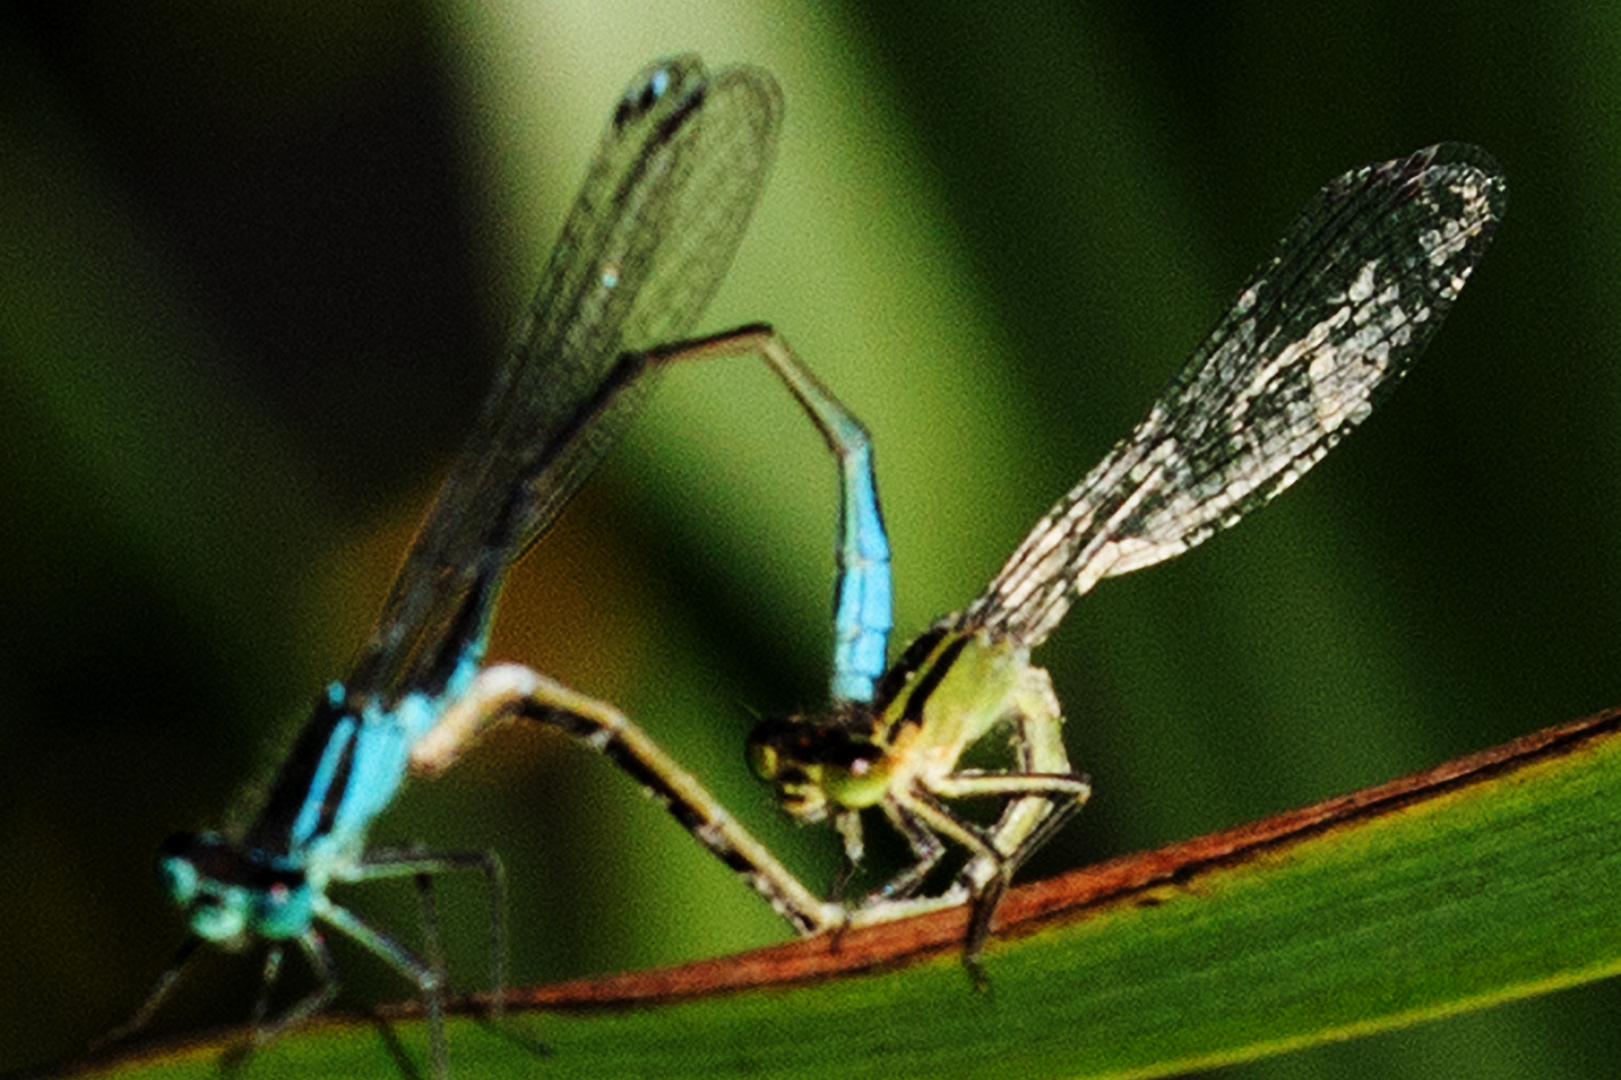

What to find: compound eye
left=156, top=831, right=214, bottom=905
left=158, top=852, right=200, bottom=905
left=746, top=740, right=780, bottom=781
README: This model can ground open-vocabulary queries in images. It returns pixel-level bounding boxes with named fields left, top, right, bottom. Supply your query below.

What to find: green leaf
left=76, top=707, right=1621, bottom=1079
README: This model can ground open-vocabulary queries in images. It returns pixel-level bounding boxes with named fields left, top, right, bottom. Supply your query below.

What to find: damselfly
left=570, top=144, right=1508, bottom=969
left=749, top=142, right=1508, bottom=964
left=101, top=55, right=795, bottom=1075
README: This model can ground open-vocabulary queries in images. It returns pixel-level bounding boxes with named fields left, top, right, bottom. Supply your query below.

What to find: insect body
left=748, top=143, right=1508, bottom=961
left=102, top=55, right=784, bottom=1076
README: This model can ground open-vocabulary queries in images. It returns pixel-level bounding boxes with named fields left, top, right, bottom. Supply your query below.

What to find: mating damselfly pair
left=96, top=53, right=1505, bottom=1076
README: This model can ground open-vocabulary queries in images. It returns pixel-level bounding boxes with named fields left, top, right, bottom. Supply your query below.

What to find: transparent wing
left=966, top=143, right=1506, bottom=646
left=347, top=57, right=782, bottom=703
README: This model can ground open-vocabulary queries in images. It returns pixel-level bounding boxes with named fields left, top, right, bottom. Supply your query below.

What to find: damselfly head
left=746, top=716, right=891, bottom=821
left=158, top=831, right=314, bottom=946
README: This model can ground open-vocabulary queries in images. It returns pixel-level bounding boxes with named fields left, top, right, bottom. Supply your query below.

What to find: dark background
left=4, top=1, right=1619, bottom=1076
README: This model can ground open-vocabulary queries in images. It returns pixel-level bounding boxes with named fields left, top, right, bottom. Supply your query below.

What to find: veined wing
left=347, top=57, right=783, bottom=704
left=966, top=143, right=1506, bottom=646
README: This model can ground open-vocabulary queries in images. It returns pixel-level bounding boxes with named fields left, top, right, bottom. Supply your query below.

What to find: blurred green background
left=4, top=1, right=1620, bottom=1076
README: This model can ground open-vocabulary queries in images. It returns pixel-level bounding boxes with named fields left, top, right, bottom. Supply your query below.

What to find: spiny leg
left=89, top=936, right=204, bottom=1056
left=359, top=845, right=508, bottom=1020
left=826, top=810, right=865, bottom=904
left=927, top=769, right=1091, bottom=957
left=833, top=810, right=999, bottom=931
left=415, top=872, right=445, bottom=1014
left=255, top=933, right=341, bottom=1045
left=866, top=801, right=948, bottom=904
left=946, top=665, right=1091, bottom=952
left=249, top=945, right=286, bottom=1034
left=956, top=785, right=1089, bottom=961
left=315, top=899, right=447, bottom=1078
left=289, top=847, right=511, bottom=1078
